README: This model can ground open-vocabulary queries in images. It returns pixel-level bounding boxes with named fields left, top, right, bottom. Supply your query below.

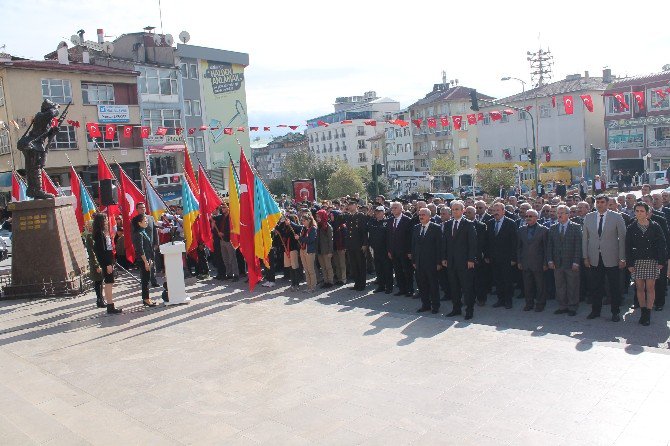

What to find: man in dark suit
left=547, top=205, right=582, bottom=316
left=485, top=202, right=518, bottom=309
left=647, top=194, right=670, bottom=310
left=517, top=209, right=549, bottom=311
left=465, top=206, right=489, bottom=306
left=412, top=208, right=444, bottom=313
left=387, top=201, right=414, bottom=297
left=498, top=185, right=506, bottom=199
left=555, top=181, right=567, bottom=199
left=443, top=201, right=477, bottom=319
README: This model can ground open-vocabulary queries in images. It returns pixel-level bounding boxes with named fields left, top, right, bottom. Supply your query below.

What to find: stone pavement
left=1, top=272, right=669, bottom=445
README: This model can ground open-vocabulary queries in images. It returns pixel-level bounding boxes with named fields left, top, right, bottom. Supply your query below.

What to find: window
left=179, top=63, right=188, bottom=78
left=358, top=152, right=367, bottom=163
left=541, top=146, right=551, bottom=154
left=461, top=120, right=469, bottom=130
left=139, top=67, right=158, bottom=94
left=335, top=142, right=340, bottom=151
left=0, top=130, right=9, bottom=155
left=460, top=156, right=469, bottom=168
left=88, top=131, right=119, bottom=149
left=520, top=147, right=528, bottom=155
left=395, top=128, right=402, bottom=138
left=501, top=114, right=509, bottom=123
left=195, top=136, right=205, bottom=152
left=192, top=100, right=201, bottom=117
left=41, top=79, right=72, bottom=104
left=483, top=149, right=492, bottom=158
left=0, top=78, right=4, bottom=107
left=559, top=145, right=572, bottom=153
left=483, top=115, right=491, bottom=125
left=328, top=130, right=332, bottom=140
left=187, top=136, right=195, bottom=152
left=427, top=106, right=434, bottom=117
left=82, top=83, right=114, bottom=105
left=405, top=143, right=411, bottom=153
left=540, top=105, right=551, bottom=118
left=606, top=94, right=632, bottom=115
left=397, top=144, right=402, bottom=154
left=159, top=69, right=178, bottom=96
left=357, top=139, right=365, bottom=149
left=403, top=127, right=410, bottom=136
left=142, top=109, right=182, bottom=135
left=184, top=99, right=192, bottom=116
left=608, top=127, right=644, bottom=149
left=51, top=125, right=77, bottom=150
left=518, top=110, right=529, bottom=120
left=340, top=129, right=346, bottom=138
left=309, top=135, right=314, bottom=143
left=356, top=126, right=365, bottom=136
left=189, top=64, right=198, bottom=79
left=329, top=143, right=333, bottom=152
left=649, top=89, right=670, bottom=111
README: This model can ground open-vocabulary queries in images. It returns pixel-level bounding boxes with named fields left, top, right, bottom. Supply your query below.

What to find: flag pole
left=140, top=169, right=173, bottom=214
left=65, top=153, right=96, bottom=212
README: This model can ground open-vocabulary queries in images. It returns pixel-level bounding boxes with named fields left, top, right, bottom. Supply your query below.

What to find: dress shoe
left=334, top=281, right=344, bottom=286
left=464, top=311, right=473, bottom=320
left=523, top=304, right=534, bottom=311
left=476, top=300, right=486, bottom=307
left=373, top=287, right=385, bottom=293
left=394, top=291, right=405, bottom=296
left=492, top=301, right=505, bottom=308
left=505, top=303, right=513, bottom=309
left=405, top=291, right=414, bottom=298
left=554, top=308, right=569, bottom=315
left=142, top=299, right=158, bottom=307
left=106, top=303, right=122, bottom=314
left=385, top=289, right=392, bottom=294
left=349, top=286, right=360, bottom=291
left=654, top=306, right=663, bottom=311
left=611, top=313, right=621, bottom=322
left=446, top=309, right=462, bottom=317
left=567, top=310, right=577, bottom=316
left=586, top=312, right=600, bottom=320
left=534, top=306, right=545, bottom=313
left=431, top=309, right=439, bottom=314
left=151, top=281, right=160, bottom=287
left=416, top=307, right=431, bottom=313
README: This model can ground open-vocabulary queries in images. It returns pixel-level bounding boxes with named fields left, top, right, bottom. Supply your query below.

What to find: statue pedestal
left=2, top=196, right=89, bottom=299
left=159, top=241, right=189, bottom=305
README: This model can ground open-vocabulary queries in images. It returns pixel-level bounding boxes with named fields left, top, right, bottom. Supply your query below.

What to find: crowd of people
left=71, top=180, right=670, bottom=327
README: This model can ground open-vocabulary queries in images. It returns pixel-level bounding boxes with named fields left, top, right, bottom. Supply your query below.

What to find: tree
left=476, top=168, right=516, bottom=195
left=366, top=175, right=390, bottom=197
left=267, top=178, right=290, bottom=196
left=430, top=155, right=459, bottom=177
left=328, top=164, right=366, bottom=198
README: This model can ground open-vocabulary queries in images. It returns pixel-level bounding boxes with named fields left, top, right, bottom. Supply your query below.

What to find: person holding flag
left=135, top=202, right=160, bottom=287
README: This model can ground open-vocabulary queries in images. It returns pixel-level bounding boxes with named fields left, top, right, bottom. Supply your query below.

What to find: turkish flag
left=277, top=124, right=288, bottom=128
left=364, top=120, right=377, bottom=126
left=394, top=119, right=409, bottom=127
left=289, top=125, right=299, bottom=130
left=237, top=126, right=245, bottom=132
left=524, top=106, right=533, bottom=111
left=580, top=94, right=594, bottom=112
left=490, top=111, right=502, bottom=121
left=188, top=128, right=196, bottom=135
left=466, top=114, right=477, bottom=125
left=140, top=126, right=150, bottom=138
left=412, top=119, right=423, bottom=129
left=632, top=91, right=645, bottom=109
left=563, top=96, right=574, bottom=115
left=118, top=168, right=145, bottom=264
left=477, top=113, right=484, bottom=121
left=86, top=122, right=102, bottom=138
left=223, top=128, right=233, bottom=135
left=250, top=126, right=259, bottom=131
left=51, top=117, right=59, bottom=128
left=503, top=109, right=515, bottom=115
left=426, top=117, right=437, bottom=128
left=613, top=93, right=629, bottom=110
left=175, top=127, right=184, bottom=135
left=452, top=116, right=462, bottom=130
left=238, top=150, right=262, bottom=291
left=122, top=126, right=133, bottom=138
left=199, top=125, right=208, bottom=131
left=655, top=89, right=667, bottom=100
left=439, top=117, right=449, bottom=127
left=263, top=126, right=271, bottom=131
left=155, top=127, right=168, bottom=136
left=41, top=171, right=60, bottom=197
left=104, top=124, right=116, bottom=140
left=317, top=120, right=329, bottom=127
left=551, top=96, right=556, bottom=108
left=340, top=120, right=353, bottom=124
left=197, top=165, right=221, bottom=252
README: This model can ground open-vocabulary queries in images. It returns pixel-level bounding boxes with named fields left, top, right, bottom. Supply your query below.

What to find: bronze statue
left=17, top=99, right=70, bottom=199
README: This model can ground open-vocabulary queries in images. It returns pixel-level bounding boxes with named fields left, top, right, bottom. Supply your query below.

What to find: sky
left=2, top=0, right=669, bottom=136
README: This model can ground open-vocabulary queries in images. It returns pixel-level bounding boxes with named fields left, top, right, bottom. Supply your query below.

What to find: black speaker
left=100, top=179, right=118, bottom=205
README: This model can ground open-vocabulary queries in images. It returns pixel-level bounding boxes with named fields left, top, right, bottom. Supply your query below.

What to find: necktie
left=561, top=225, right=565, bottom=237
left=495, top=220, right=501, bottom=235
left=420, top=226, right=426, bottom=237
left=598, top=214, right=604, bottom=237
left=394, top=218, right=398, bottom=229
left=453, top=220, right=458, bottom=236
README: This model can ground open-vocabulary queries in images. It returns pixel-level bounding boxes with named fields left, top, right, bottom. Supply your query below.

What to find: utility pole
left=527, top=48, right=553, bottom=88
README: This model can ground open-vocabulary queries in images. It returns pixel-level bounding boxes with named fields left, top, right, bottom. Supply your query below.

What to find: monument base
left=2, top=196, right=89, bottom=299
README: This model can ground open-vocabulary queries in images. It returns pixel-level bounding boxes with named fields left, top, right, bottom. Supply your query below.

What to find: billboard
left=200, top=60, right=250, bottom=168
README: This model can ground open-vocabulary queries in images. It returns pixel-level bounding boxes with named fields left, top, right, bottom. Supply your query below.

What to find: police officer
left=344, top=199, right=369, bottom=291
left=368, top=206, right=393, bottom=293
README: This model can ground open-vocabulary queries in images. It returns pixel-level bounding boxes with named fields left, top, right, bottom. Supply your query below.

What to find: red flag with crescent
left=613, top=93, right=629, bottom=110
left=104, top=124, right=116, bottom=140
left=580, top=94, right=594, bottom=112
left=439, top=116, right=449, bottom=127
left=563, top=96, right=574, bottom=115
left=412, top=119, right=423, bottom=129
left=140, top=126, right=150, bottom=138
left=426, top=117, right=437, bottom=128
left=122, top=126, right=133, bottom=138
left=632, top=91, right=645, bottom=109
left=466, top=114, right=477, bottom=125
left=452, top=116, right=462, bottom=130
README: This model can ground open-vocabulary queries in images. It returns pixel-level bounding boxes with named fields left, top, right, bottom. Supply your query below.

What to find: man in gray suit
left=582, top=194, right=627, bottom=321
left=517, top=210, right=549, bottom=311
left=547, top=205, right=582, bottom=316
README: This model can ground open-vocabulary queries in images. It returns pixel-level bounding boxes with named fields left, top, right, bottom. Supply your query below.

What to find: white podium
left=159, top=241, right=190, bottom=305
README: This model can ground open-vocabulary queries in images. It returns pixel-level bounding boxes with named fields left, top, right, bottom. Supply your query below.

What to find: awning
left=539, top=160, right=582, bottom=168
left=475, top=162, right=532, bottom=169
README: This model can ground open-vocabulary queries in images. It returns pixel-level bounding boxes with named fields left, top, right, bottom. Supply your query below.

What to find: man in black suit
left=485, top=202, right=518, bottom=309
left=412, top=208, right=444, bottom=314
left=443, top=201, right=477, bottom=319
left=465, top=206, right=489, bottom=306
left=498, top=184, right=506, bottom=199
left=387, top=201, right=414, bottom=297
left=555, top=181, right=567, bottom=199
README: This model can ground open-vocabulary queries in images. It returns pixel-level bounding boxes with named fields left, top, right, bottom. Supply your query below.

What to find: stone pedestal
left=159, top=241, right=190, bottom=305
left=2, top=196, right=89, bottom=298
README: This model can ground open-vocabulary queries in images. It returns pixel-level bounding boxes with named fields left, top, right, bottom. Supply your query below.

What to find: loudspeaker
left=100, top=179, right=118, bottom=205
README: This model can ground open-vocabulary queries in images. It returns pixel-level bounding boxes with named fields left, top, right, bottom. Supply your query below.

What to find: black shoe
left=492, top=301, right=505, bottom=308
left=446, top=309, right=462, bottom=317
left=641, top=308, right=651, bottom=326
left=505, top=303, right=513, bottom=309
left=464, top=311, right=473, bottom=320
left=611, top=313, right=621, bottom=322
left=416, top=307, right=431, bottom=313
left=554, top=309, right=569, bottom=315
left=586, top=312, right=600, bottom=320
left=476, top=300, right=486, bottom=307
left=405, top=292, right=414, bottom=298
left=151, top=281, right=160, bottom=287
left=394, top=291, right=405, bottom=296
left=324, top=283, right=333, bottom=288
left=374, top=287, right=385, bottom=293
left=654, top=306, right=663, bottom=311
left=106, top=303, right=122, bottom=314
left=321, top=283, right=330, bottom=289
left=96, top=298, right=106, bottom=308
left=231, top=276, right=239, bottom=282
left=385, top=289, right=392, bottom=294
left=567, top=310, right=577, bottom=316
left=534, top=306, right=545, bottom=313
left=334, top=281, right=344, bottom=286
left=523, top=304, right=534, bottom=311
left=431, top=309, right=439, bottom=314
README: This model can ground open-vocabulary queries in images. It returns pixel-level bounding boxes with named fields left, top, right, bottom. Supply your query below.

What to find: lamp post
left=579, top=159, right=586, bottom=179
left=501, top=76, right=531, bottom=189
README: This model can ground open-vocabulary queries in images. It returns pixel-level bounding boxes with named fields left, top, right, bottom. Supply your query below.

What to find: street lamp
left=579, top=159, right=586, bottom=179
left=501, top=76, right=529, bottom=150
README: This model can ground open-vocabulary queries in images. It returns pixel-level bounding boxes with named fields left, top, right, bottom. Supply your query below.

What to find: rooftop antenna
left=158, top=0, right=164, bottom=35
left=442, top=70, right=447, bottom=85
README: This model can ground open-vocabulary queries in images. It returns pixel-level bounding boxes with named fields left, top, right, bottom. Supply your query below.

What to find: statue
left=17, top=99, right=70, bottom=199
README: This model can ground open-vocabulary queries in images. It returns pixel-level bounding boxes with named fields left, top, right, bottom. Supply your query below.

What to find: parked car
left=0, top=229, right=12, bottom=257
left=431, top=192, right=457, bottom=202
left=460, top=186, right=483, bottom=196
left=649, top=171, right=669, bottom=186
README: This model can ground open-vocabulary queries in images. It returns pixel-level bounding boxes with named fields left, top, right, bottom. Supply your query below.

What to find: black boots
left=639, top=308, right=651, bottom=326
left=106, top=303, right=122, bottom=314
left=96, top=296, right=106, bottom=308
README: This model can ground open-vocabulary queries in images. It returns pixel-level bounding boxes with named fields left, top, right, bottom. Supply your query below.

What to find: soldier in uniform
left=368, top=206, right=393, bottom=293
left=344, top=199, right=368, bottom=291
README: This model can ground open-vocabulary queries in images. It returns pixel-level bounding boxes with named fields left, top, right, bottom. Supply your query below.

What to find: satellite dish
left=70, top=34, right=81, bottom=45
left=179, top=31, right=190, bottom=44
left=153, top=34, right=162, bottom=46
left=102, top=42, right=114, bottom=55
left=164, top=34, right=174, bottom=46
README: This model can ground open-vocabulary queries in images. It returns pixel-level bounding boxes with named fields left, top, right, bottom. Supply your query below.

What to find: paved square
left=1, top=274, right=669, bottom=445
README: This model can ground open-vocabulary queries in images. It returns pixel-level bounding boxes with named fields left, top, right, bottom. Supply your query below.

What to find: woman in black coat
left=626, top=202, right=667, bottom=325
left=132, top=213, right=158, bottom=307
left=92, top=212, right=122, bottom=314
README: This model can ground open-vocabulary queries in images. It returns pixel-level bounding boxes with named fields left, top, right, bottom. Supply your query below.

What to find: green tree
left=476, top=168, right=516, bottom=195
left=430, top=155, right=459, bottom=177
left=328, top=164, right=366, bottom=198
left=267, top=178, right=290, bottom=196
left=366, top=174, right=390, bottom=198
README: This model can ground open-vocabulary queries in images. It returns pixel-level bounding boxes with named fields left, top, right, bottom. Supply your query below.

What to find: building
left=306, top=92, right=400, bottom=171
left=0, top=54, right=142, bottom=196
left=252, top=133, right=307, bottom=181
left=408, top=84, right=493, bottom=190
left=478, top=71, right=609, bottom=184
left=382, top=109, right=422, bottom=195
left=604, top=67, right=670, bottom=178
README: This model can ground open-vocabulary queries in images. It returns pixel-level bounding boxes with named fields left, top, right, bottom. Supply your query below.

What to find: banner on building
left=200, top=60, right=250, bottom=168
left=97, top=105, right=130, bottom=123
